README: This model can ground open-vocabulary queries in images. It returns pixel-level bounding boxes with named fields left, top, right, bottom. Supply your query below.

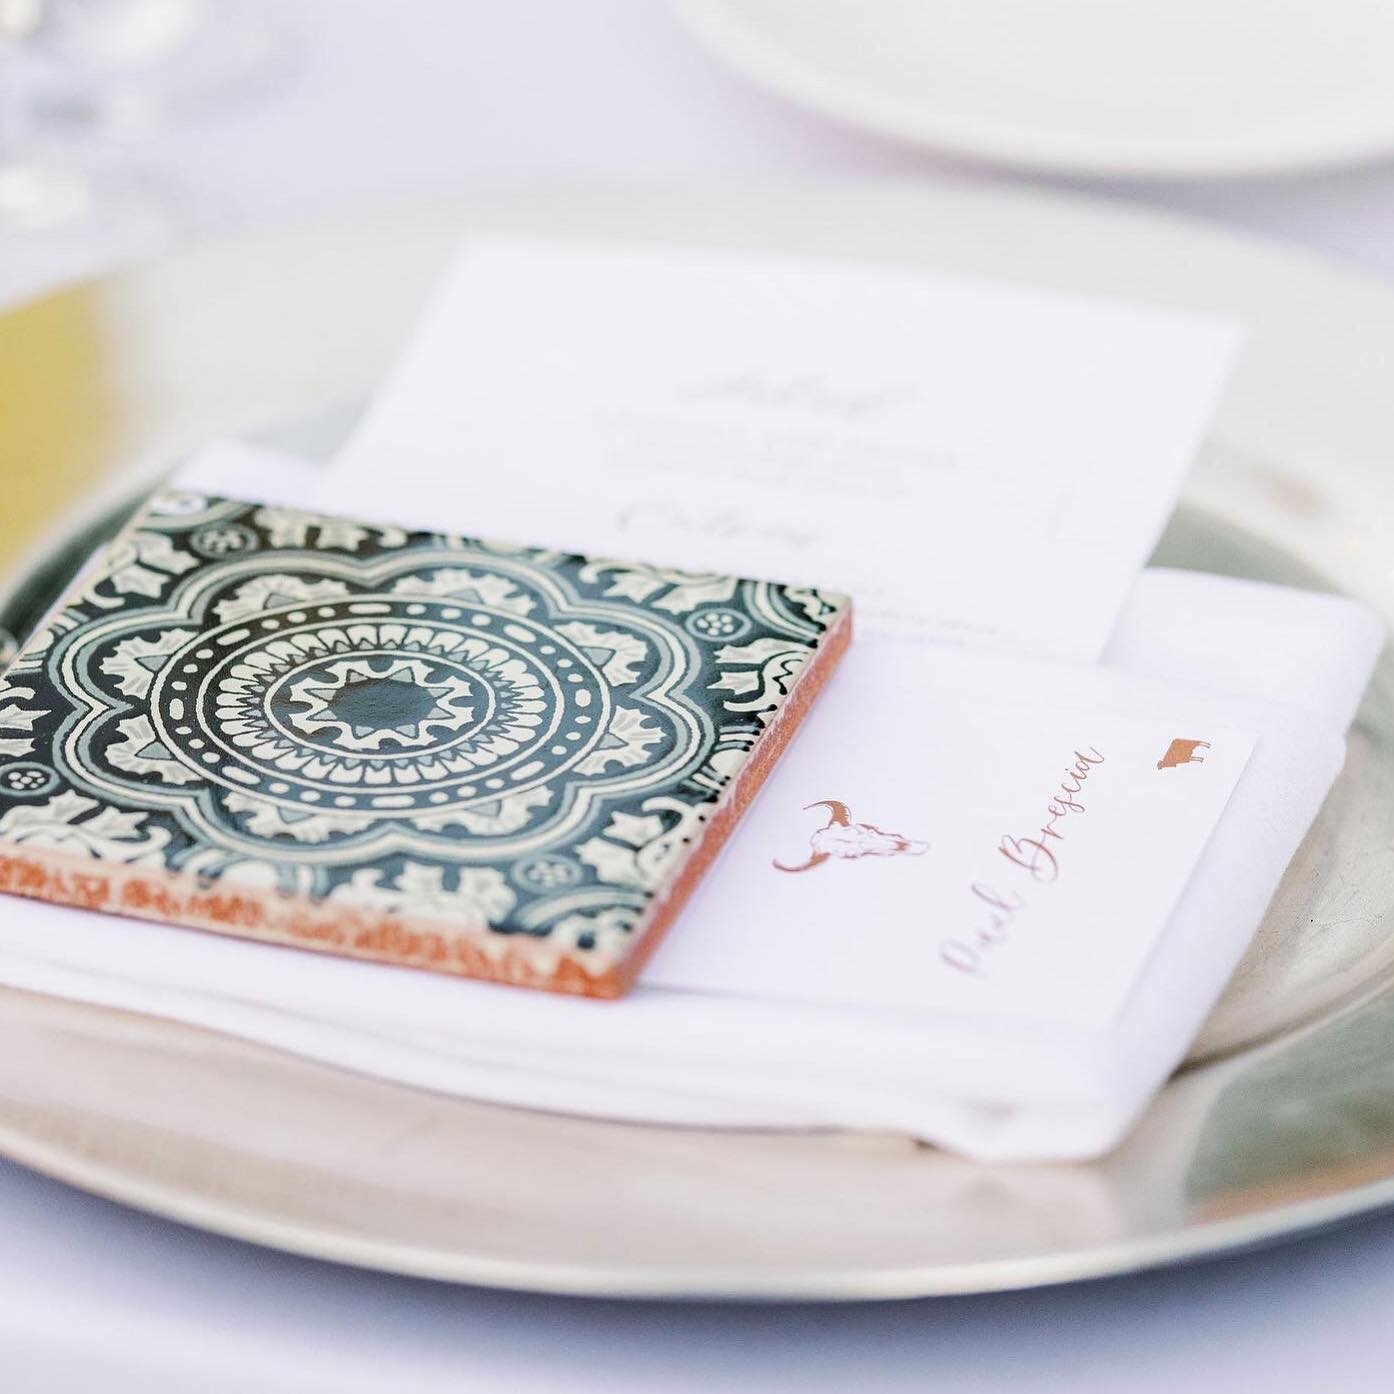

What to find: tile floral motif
left=0, top=492, right=851, bottom=996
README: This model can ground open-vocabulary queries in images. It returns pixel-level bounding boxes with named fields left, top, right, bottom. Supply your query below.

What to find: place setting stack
left=0, top=233, right=1380, bottom=1167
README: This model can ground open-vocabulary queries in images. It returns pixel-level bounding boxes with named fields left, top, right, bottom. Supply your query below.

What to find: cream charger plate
left=1, top=179, right=1393, bottom=1299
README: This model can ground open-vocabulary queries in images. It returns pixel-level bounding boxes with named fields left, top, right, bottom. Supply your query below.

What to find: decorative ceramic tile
left=0, top=492, right=850, bottom=996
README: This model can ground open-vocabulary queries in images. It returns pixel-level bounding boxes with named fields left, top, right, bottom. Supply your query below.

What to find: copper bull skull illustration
left=773, top=799, right=929, bottom=873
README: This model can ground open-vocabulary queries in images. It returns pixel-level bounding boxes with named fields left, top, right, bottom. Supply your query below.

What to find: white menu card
left=330, top=238, right=1241, bottom=659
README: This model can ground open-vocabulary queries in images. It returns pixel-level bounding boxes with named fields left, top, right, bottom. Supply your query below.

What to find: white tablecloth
left=6, top=1152, right=1394, bottom=1393
left=5, top=2, right=1394, bottom=1387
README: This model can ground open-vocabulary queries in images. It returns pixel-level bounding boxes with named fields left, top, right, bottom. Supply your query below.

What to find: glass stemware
left=0, top=0, right=293, bottom=299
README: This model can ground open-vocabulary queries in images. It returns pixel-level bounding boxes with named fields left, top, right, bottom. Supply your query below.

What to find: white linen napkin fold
left=0, top=448, right=1379, bottom=1161
left=1104, top=566, right=1381, bottom=732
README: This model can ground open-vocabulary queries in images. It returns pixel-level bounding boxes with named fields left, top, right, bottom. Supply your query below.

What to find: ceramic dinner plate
left=1, top=178, right=1394, bottom=1299
left=671, top=0, right=1394, bottom=179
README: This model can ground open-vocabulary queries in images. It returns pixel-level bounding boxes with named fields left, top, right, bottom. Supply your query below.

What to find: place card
left=331, top=237, right=1240, bottom=659
left=645, top=640, right=1257, bottom=1032
left=0, top=489, right=850, bottom=996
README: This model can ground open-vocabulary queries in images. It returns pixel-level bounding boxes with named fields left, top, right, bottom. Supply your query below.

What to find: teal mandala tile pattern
left=0, top=491, right=851, bottom=996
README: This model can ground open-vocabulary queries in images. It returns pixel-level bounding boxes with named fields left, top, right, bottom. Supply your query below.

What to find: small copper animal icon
left=773, top=799, right=929, bottom=873
left=1157, top=738, right=1211, bottom=771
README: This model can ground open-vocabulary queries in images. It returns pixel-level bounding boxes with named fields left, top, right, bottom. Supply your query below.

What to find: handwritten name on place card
left=943, top=745, right=1108, bottom=977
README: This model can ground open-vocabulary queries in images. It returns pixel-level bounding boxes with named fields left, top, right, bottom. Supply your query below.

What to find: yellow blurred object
left=0, top=286, right=117, bottom=567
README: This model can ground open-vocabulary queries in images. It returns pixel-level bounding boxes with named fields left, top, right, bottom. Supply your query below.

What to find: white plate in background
left=671, top=0, right=1394, bottom=179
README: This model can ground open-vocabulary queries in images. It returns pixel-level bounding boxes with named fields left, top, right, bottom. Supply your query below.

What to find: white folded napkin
left=0, top=449, right=1379, bottom=1161
left=1103, top=566, right=1380, bottom=733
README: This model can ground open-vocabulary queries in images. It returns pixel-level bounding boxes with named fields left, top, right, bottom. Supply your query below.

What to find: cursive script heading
left=682, top=371, right=919, bottom=422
